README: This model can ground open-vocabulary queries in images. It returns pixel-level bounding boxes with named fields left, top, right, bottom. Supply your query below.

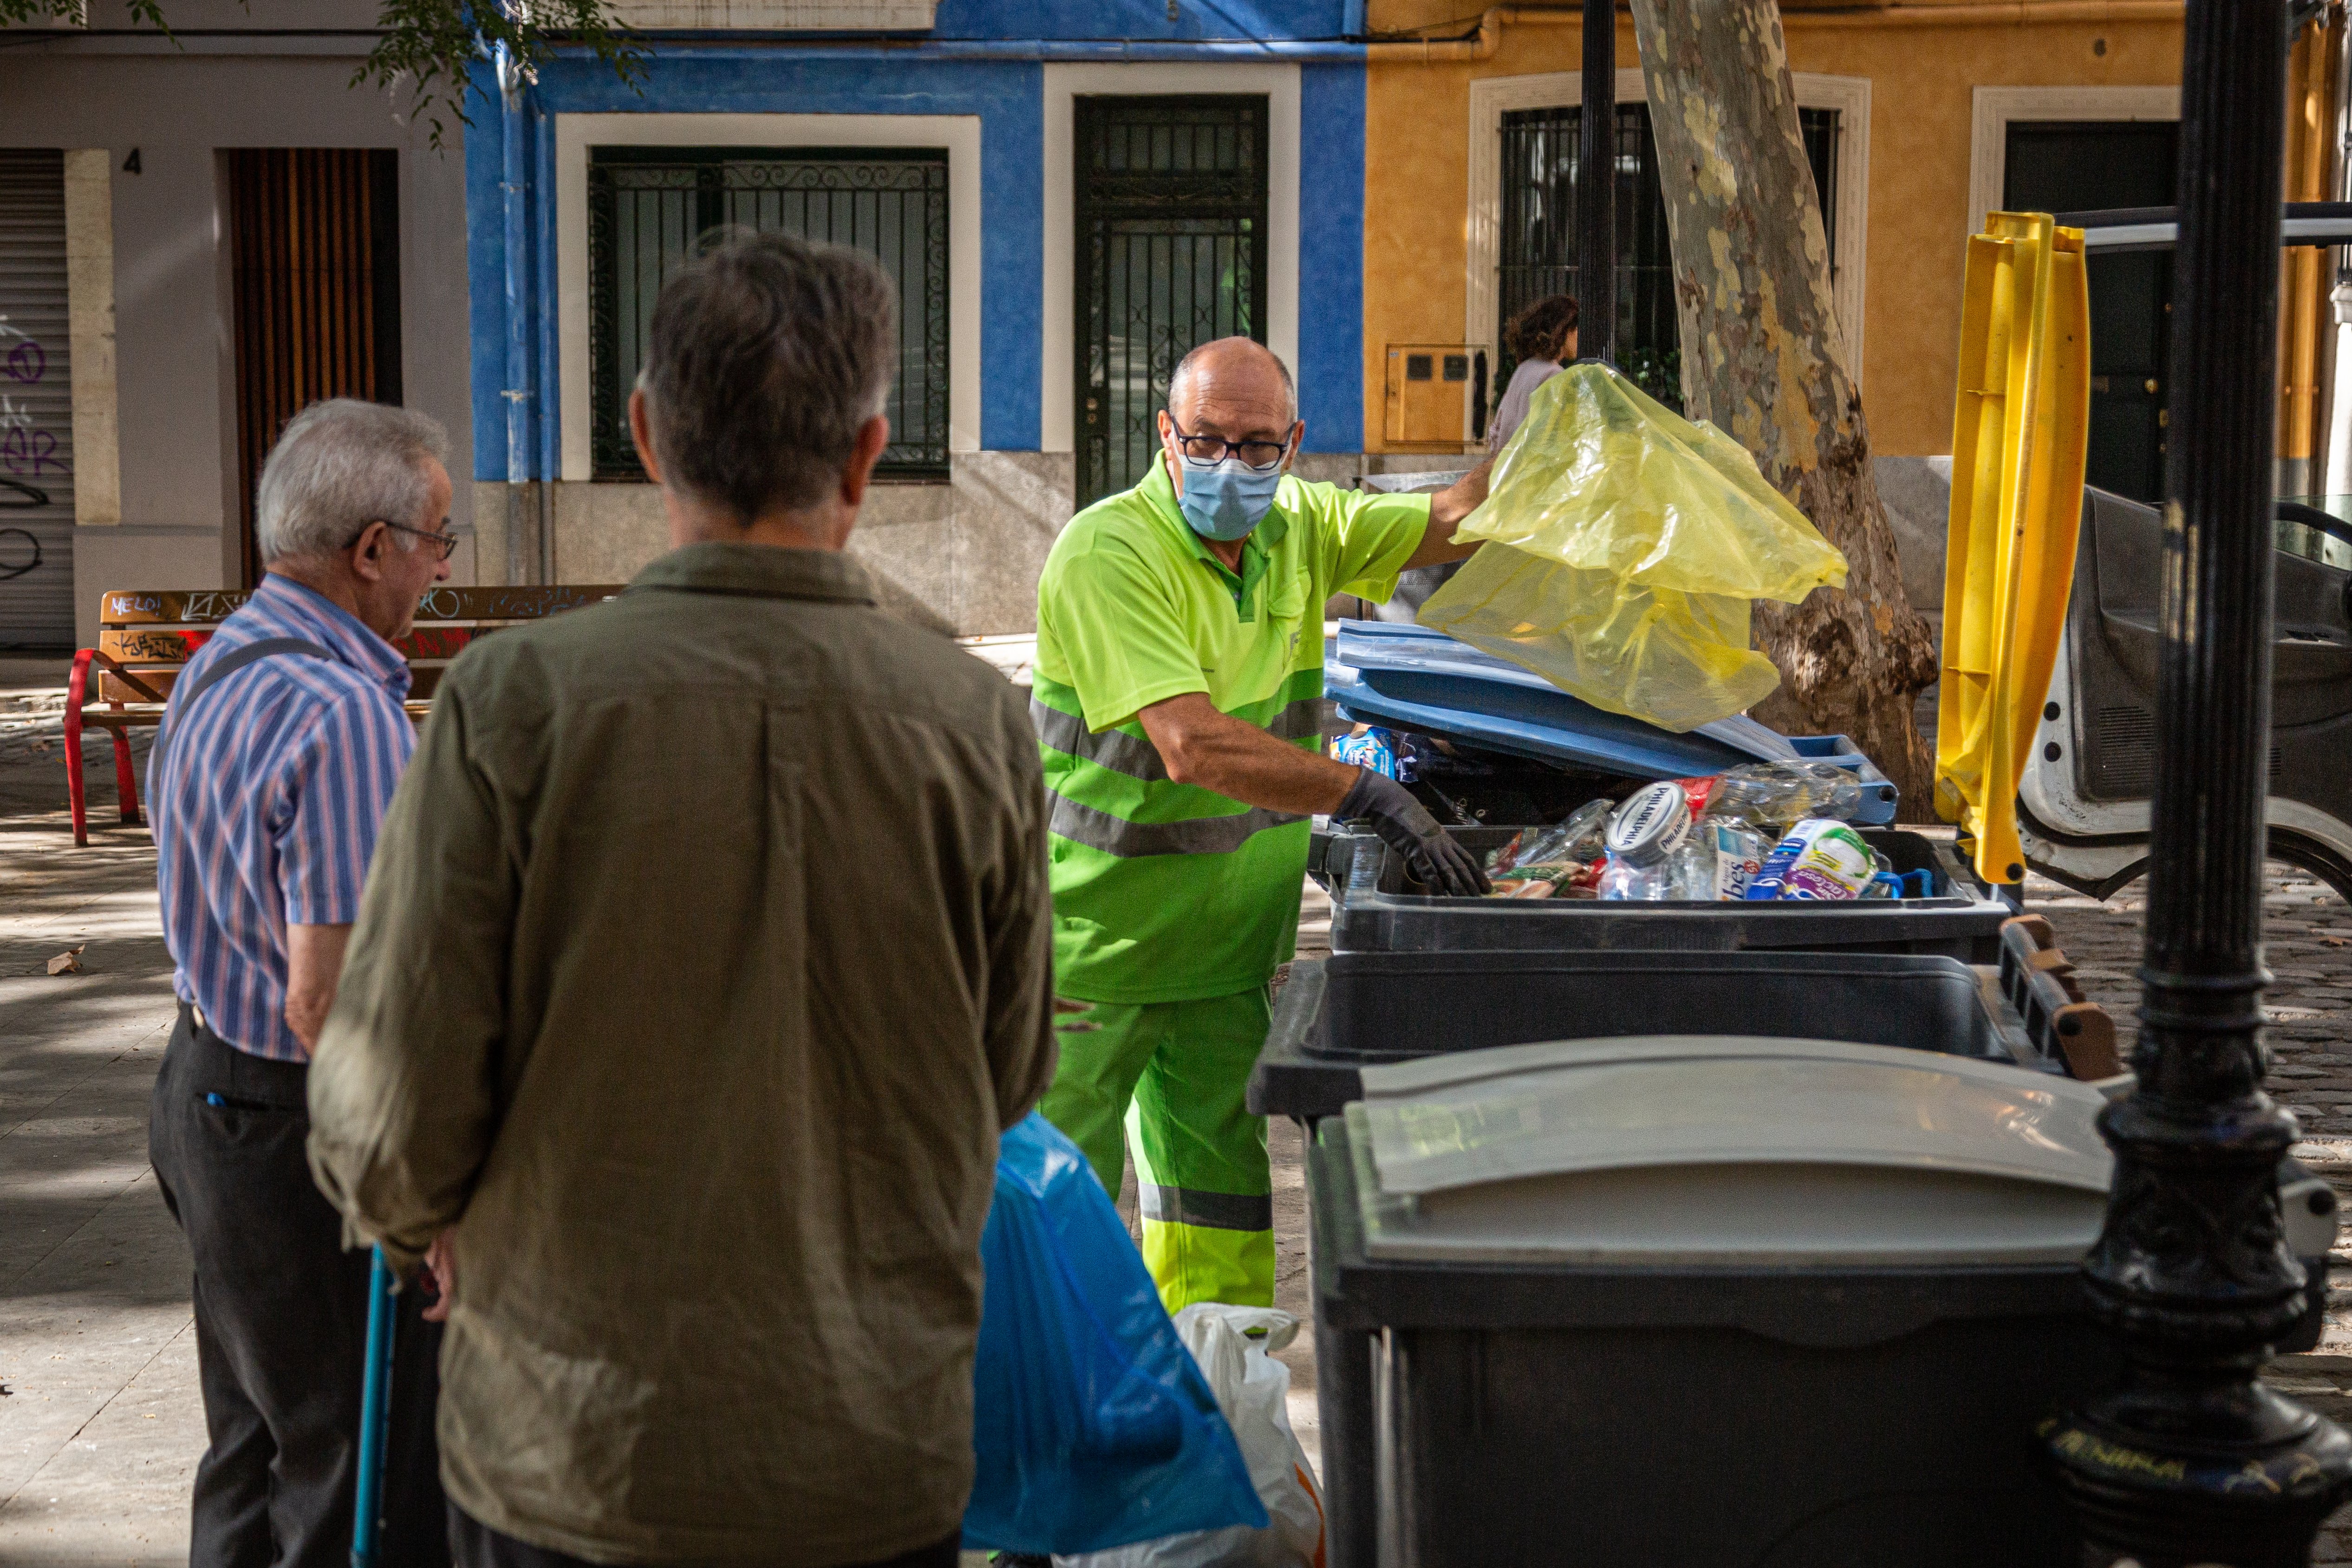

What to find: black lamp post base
left=2042, top=1375, right=2352, bottom=1567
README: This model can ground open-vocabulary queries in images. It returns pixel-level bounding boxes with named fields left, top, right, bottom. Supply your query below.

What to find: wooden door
left=226, top=148, right=402, bottom=585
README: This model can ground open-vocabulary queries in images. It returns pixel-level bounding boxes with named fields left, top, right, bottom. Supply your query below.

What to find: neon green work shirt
left=1034, top=452, right=1433, bottom=1003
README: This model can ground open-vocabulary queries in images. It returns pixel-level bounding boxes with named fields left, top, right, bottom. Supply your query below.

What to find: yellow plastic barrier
left=1935, top=211, right=2091, bottom=885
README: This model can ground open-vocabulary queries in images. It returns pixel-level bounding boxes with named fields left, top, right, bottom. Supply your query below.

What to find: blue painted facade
left=464, top=7, right=1369, bottom=482
left=926, top=1, right=1354, bottom=39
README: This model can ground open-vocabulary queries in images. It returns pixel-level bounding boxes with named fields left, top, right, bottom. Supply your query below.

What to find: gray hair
left=254, top=400, right=450, bottom=565
left=1168, top=338, right=1297, bottom=426
left=641, top=230, right=898, bottom=521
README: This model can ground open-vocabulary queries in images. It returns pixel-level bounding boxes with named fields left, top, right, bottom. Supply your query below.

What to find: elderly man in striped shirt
left=146, top=398, right=455, bottom=1568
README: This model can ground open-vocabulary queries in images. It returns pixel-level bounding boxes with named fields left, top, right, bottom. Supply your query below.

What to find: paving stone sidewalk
left=1, top=665, right=192, bottom=1567
left=5, top=655, right=2351, bottom=1562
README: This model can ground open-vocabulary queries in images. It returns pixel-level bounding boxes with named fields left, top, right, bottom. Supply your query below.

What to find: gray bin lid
left=1349, top=1036, right=2115, bottom=1269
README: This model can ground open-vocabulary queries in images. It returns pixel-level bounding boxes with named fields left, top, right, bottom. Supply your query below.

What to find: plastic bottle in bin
left=1681, top=761, right=1864, bottom=830
left=1479, top=800, right=1613, bottom=899
left=1668, top=820, right=1768, bottom=900
left=1597, top=781, right=1691, bottom=900
left=1745, top=819, right=1880, bottom=900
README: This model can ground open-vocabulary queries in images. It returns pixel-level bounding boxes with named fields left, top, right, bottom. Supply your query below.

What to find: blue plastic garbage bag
left=962, top=1113, right=1266, bottom=1555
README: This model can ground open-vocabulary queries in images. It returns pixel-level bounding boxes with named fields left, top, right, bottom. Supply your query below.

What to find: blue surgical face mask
left=1174, top=453, right=1284, bottom=541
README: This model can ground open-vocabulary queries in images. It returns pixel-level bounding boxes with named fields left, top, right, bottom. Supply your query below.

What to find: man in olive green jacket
left=306, top=234, right=1057, bottom=1568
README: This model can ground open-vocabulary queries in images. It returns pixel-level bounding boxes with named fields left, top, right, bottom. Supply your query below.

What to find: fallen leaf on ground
left=2325, top=937, right=2349, bottom=948
left=46, top=945, right=85, bottom=976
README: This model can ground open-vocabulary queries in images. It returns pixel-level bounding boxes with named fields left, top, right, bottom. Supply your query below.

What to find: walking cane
left=352, top=1247, right=397, bottom=1568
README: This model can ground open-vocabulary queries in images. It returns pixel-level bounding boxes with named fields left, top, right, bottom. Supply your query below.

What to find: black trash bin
left=1306, top=1038, right=2339, bottom=1568
left=1310, top=1037, right=2125, bottom=1568
left=1248, top=949, right=2062, bottom=1125
left=1311, top=824, right=2013, bottom=960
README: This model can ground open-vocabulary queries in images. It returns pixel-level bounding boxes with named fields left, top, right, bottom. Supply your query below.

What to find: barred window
left=1498, top=105, right=1837, bottom=412
left=587, top=146, right=949, bottom=479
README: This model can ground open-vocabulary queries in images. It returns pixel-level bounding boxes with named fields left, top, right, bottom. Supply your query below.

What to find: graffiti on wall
left=0, top=315, right=63, bottom=481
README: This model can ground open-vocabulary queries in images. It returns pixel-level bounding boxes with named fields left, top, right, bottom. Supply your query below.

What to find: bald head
left=1166, top=337, right=1297, bottom=432
left=1156, top=337, right=1303, bottom=547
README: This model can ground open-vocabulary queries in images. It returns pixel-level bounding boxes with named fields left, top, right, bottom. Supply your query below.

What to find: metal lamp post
left=2041, top=0, right=2352, bottom=1560
left=1577, top=0, right=1615, bottom=365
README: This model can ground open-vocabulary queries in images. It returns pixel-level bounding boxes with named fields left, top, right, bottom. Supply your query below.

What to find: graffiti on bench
left=397, top=627, right=476, bottom=660
left=412, top=585, right=620, bottom=620
left=100, top=629, right=210, bottom=661
left=102, top=590, right=255, bottom=624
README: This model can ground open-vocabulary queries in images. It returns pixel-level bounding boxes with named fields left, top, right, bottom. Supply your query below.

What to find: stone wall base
left=475, top=450, right=1468, bottom=638
left=471, top=451, right=1960, bottom=640
left=476, top=452, right=1076, bottom=638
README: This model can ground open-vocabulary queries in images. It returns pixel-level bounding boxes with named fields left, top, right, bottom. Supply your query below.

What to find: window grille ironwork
left=1074, top=96, right=1269, bottom=507
left=588, top=146, right=949, bottom=479
left=1498, top=104, right=1837, bottom=413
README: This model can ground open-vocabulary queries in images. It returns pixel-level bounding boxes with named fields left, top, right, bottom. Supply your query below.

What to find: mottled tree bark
left=1629, top=0, right=1939, bottom=814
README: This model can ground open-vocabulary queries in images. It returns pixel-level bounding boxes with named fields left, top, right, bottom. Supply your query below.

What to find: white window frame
left=1466, top=69, right=1871, bottom=386
left=555, top=112, right=983, bottom=482
left=1968, top=85, right=2181, bottom=238
left=1039, top=63, right=1300, bottom=454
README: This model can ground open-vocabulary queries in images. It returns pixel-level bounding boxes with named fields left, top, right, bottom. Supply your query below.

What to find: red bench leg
left=65, top=650, right=92, bottom=847
left=109, top=704, right=140, bottom=826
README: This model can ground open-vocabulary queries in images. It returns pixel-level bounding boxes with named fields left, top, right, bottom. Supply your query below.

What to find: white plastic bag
left=1057, top=1305, right=1326, bottom=1568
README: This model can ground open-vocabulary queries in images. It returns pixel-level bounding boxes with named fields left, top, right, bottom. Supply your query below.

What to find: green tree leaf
left=361, top=1, right=647, bottom=152
left=0, top=2, right=646, bottom=152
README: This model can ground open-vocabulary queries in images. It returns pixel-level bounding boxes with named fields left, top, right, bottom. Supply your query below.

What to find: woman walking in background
left=1488, top=293, right=1579, bottom=452
left=1362, top=292, right=1582, bottom=623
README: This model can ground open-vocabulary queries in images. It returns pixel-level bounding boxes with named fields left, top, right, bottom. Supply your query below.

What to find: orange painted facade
left=1361, top=5, right=2184, bottom=456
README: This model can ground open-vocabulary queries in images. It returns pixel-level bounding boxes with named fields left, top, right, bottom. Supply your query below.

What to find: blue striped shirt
left=151, top=574, right=415, bottom=1061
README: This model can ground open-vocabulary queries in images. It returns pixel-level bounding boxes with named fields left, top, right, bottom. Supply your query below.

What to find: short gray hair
left=640, top=231, right=898, bottom=521
left=254, top=399, right=449, bottom=565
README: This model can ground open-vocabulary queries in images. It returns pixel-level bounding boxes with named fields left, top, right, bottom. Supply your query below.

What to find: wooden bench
left=66, top=584, right=623, bottom=846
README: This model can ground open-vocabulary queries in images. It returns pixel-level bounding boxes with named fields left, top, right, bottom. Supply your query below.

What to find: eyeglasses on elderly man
left=371, top=516, right=460, bottom=561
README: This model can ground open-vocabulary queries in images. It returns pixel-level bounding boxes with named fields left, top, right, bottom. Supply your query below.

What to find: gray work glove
left=1337, top=768, right=1490, bottom=897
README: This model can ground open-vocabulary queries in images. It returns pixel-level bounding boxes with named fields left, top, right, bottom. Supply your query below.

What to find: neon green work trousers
left=1039, top=987, right=1274, bottom=1315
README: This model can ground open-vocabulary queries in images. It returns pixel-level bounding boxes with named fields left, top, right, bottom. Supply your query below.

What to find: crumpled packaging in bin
left=1419, top=362, right=1849, bottom=732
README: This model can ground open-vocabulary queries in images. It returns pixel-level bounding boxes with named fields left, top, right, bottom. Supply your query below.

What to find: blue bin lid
left=1327, top=621, right=1899, bottom=823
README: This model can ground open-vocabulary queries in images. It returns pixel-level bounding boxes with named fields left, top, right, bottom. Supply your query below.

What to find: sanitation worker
left=1033, top=335, right=1492, bottom=1312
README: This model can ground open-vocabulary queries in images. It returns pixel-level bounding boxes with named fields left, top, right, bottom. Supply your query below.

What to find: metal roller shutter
left=0, top=149, right=75, bottom=651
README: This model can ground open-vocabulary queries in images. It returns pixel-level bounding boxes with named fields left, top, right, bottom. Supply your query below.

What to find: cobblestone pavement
left=5, top=651, right=2352, bottom=1562
left=2021, top=867, right=2352, bottom=1560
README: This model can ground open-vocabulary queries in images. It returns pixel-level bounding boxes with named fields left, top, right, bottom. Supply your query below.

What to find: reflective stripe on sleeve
left=1266, top=697, right=1329, bottom=742
left=1031, top=694, right=1327, bottom=784
left=1047, top=794, right=1306, bottom=858
left=1029, top=697, right=1171, bottom=781
left=1140, top=1184, right=1275, bottom=1233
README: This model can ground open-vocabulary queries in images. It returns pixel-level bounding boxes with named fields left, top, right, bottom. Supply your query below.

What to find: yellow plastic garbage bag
left=1419, top=362, right=1848, bottom=732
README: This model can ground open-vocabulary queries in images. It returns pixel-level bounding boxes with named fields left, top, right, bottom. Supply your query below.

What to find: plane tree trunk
left=1628, top=0, right=1940, bottom=813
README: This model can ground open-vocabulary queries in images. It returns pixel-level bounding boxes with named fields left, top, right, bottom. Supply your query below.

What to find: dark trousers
left=447, top=1507, right=963, bottom=1568
left=150, top=1005, right=450, bottom=1568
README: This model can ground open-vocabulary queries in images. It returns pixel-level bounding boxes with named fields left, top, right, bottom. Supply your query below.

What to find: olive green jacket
left=307, top=543, right=1057, bottom=1565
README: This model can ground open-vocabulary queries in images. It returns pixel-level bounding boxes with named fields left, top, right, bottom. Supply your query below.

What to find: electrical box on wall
left=1384, top=344, right=1488, bottom=448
